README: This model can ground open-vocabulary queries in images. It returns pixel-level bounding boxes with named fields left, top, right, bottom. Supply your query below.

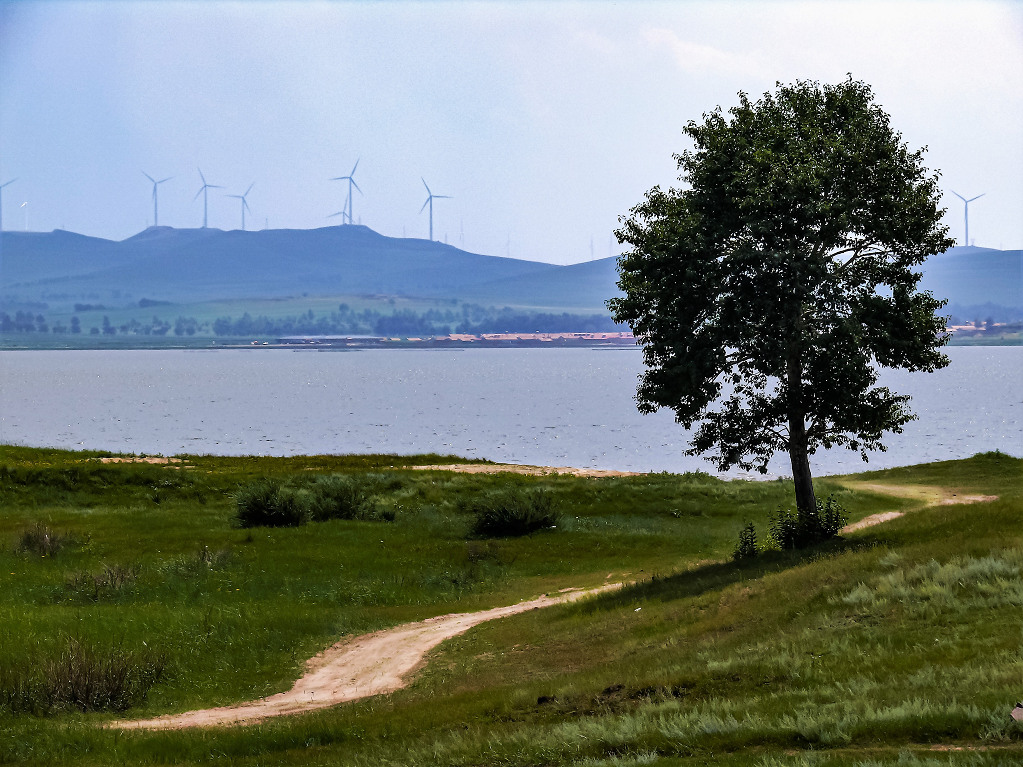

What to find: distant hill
left=0, top=228, right=1018, bottom=319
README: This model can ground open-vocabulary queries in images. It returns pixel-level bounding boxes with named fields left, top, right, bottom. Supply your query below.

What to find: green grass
left=0, top=446, right=1019, bottom=765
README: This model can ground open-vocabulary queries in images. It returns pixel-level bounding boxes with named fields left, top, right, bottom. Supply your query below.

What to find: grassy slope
left=0, top=448, right=1020, bottom=765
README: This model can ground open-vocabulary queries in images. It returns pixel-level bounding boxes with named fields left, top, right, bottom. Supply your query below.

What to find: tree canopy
left=608, top=77, right=953, bottom=512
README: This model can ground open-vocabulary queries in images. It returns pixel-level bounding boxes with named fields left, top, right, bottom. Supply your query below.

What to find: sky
left=1, top=0, right=1020, bottom=265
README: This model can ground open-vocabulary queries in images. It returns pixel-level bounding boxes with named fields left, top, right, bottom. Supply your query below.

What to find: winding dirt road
left=112, top=584, right=620, bottom=730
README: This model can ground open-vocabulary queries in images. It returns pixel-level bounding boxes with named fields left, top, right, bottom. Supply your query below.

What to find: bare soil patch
left=95, top=456, right=184, bottom=465
left=836, top=481, right=998, bottom=533
left=111, top=583, right=620, bottom=730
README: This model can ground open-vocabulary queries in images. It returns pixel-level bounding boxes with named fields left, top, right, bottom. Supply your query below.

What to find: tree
left=608, top=77, right=953, bottom=513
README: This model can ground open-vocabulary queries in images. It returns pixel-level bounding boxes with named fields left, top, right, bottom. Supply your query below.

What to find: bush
left=235, top=480, right=309, bottom=528
left=732, top=522, right=758, bottom=560
left=306, top=475, right=373, bottom=521
left=468, top=488, right=560, bottom=538
left=768, top=495, right=848, bottom=550
left=0, top=637, right=166, bottom=715
left=15, top=523, right=76, bottom=557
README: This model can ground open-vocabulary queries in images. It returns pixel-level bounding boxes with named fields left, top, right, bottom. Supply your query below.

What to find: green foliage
left=63, top=563, right=141, bottom=602
left=234, top=479, right=310, bottom=528
left=0, top=637, right=166, bottom=715
left=467, top=487, right=561, bottom=538
left=14, top=522, right=76, bottom=557
left=609, top=77, right=954, bottom=513
left=305, top=474, right=374, bottom=521
left=768, top=495, right=848, bottom=549
left=732, top=521, right=758, bottom=560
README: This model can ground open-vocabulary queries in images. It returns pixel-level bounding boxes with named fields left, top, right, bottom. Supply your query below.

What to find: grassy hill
left=1, top=446, right=1021, bottom=765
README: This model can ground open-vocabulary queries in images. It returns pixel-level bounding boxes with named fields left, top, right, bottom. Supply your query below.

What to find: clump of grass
left=64, top=563, right=141, bottom=602
left=306, top=474, right=373, bottom=521
left=768, top=495, right=847, bottom=550
left=164, top=544, right=232, bottom=578
left=468, top=487, right=560, bottom=538
left=235, top=479, right=309, bottom=528
left=14, top=522, right=79, bottom=557
left=0, top=637, right=166, bottom=715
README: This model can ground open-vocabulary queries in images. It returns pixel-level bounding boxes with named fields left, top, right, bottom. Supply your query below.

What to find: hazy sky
left=1, top=0, right=1020, bottom=264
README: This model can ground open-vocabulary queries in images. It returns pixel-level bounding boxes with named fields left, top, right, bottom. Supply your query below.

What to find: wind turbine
left=0, top=178, right=16, bottom=233
left=194, top=168, right=223, bottom=228
left=951, top=190, right=985, bottom=247
left=331, top=160, right=361, bottom=225
left=327, top=189, right=351, bottom=226
left=420, top=178, right=451, bottom=241
left=142, top=172, right=172, bottom=228
left=227, top=183, right=254, bottom=230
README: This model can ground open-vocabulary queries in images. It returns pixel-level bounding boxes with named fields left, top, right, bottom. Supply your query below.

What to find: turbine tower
left=951, top=190, right=985, bottom=247
left=420, top=178, right=451, bottom=241
left=194, top=168, right=223, bottom=228
left=0, top=178, right=16, bottom=233
left=331, top=160, right=361, bottom=225
left=227, top=183, right=254, bottom=230
left=142, top=172, right=172, bottom=228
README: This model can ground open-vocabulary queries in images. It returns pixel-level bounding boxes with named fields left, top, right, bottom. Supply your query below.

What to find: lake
left=0, top=346, right=1019, bottom=478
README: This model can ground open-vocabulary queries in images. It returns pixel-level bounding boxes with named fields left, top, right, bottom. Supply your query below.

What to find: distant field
left=1, top=447, right=1020, bottom=765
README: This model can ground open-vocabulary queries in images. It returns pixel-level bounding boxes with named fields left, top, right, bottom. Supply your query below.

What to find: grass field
left=0, top=446, right=1020, bottom=765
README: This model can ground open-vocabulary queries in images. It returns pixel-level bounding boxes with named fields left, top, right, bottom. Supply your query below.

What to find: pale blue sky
left=1, top=0, right=1020, bottom=263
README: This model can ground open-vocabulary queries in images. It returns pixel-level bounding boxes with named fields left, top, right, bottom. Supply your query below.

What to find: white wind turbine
left=420, top=178, right=451, bottom=241
left=194, top=168, right=223, bottom=228
left=142, top=171, right=172, bottom=227
left=227, top=183, right=254, bottom=230
left=331, top=160, right=361, bottom=225
left=951, top=190, right=985, bottom=247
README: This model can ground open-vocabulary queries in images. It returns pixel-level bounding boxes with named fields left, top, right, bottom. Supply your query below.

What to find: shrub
left=732, top=522, right=758, bottom=560
left=15, top=523, right=76, bottom=557
left=235, top=479, right=309, bottom=528
left=0, top=637, right=166, bottom=715
left=468, top=487, right=560, bottom=538
left=306, top=475, right=373, bottom=521
left=768, top=495, right=848, bottom=550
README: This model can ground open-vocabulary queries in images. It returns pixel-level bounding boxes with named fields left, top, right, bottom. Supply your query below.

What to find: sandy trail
left=112, top=583, right=620, bottom=730
left=837, top=480, right=998, bottom=533
left=411, top=463, right=643, bottom=477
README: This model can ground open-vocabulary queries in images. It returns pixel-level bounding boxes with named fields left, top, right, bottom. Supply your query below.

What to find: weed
left=768, top=495, right=848, bottom=549
left=64, top=563, right=141, bottom=602
left=732, top=521, right=758, bottom=560
left=468, top=487, right=560, bottom=538
left=306, top=474, right=373, bottom=521
left=0, top=637, right=166, bottom=715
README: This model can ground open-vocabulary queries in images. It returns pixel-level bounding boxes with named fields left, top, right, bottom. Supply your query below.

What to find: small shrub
left=165, top=545, right=231, bottom=578
left=307, top=475, right=373, bottom=521
left=0, top=637, right=166, bottom=715
left=768, top=495, right=848, bottom=550
left=235, top=479, right=309, bottom=528
left=732, top=522, right=758, bottom=560
left=468, top=487, right=560, bottom=538
left=64, top=563, right=140, bottom=602
left=15, top=523, right=78, bottom=557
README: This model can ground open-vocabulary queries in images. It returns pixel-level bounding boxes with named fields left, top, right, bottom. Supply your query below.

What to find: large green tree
left=609, top=77, right=953, bottom=512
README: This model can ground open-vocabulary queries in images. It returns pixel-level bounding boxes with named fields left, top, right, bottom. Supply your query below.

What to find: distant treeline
left=0, top=304, right=624, bottom=338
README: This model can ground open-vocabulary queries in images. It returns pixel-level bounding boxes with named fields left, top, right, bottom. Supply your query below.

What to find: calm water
left=0, top=347, right=1019, bottom=478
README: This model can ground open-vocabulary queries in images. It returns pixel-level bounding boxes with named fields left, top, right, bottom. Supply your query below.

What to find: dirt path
left=411, top=463, right=644, bottom=477
left=836, top=480, right=998, bottom=533
left=111, top=584, right=620, bottom=731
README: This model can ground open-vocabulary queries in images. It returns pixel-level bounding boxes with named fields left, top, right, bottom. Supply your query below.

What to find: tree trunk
left=787, top=343, right=817, bottom=514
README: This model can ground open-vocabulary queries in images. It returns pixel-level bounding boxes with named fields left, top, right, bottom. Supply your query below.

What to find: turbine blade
left=198, top=168, right=207, bottom=184
left=143, top=171, right=156, bottom=184
left=328, top=211, right=343, bottom=218
left=951, top=190, right=966, bottom=203
left=209, top=184, right=224, bottom=189
left=968, top=193, right=985, bottom=202
left=243, top=199, right=251, bottom=212
left=435, top=194, right=452, bottom=199
left=351, top=179, right=362, bottom=194
left=331, top=176, right=347, bottom=181
left=158, top=176, right=173, bottom=184
left=422, top=178, right=431, bottom=195
left=0, top=178, right=17, bottom=188
left=420, top=198, right=430, bottom=213
left=351, top=159, right=359, bottom=176
left=193, top=188, right=204, bottom=201
left=244, top=182, right=254, bottom=196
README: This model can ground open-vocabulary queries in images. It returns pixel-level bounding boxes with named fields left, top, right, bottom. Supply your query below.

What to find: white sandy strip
left=838, top=481, right=998, bottom=534
left=411, top=463, right=643, bottom=477
left=112, top=584, right=620, bottom=730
